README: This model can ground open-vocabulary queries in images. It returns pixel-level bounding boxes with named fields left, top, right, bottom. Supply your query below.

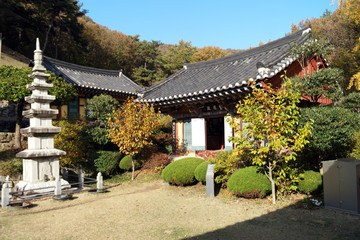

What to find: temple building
left=43, top=56, right=143, bottom=119
left=39, top=28, right=328, bottom=153
left=140, top=28, right=328, bottom=152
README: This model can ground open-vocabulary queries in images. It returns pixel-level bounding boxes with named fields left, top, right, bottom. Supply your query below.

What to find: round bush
left=119, top=155, right=141, bottom=171
left=227, top=166, right=271, bottom=198
left=162, top=157, right=204, bottom=186
left=194, top=161, right=209, bottom=184
left=298, top=170, right=322, bottom=194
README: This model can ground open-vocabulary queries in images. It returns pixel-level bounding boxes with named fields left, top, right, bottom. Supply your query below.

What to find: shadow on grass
left=183, top=199, right=360, bottom=240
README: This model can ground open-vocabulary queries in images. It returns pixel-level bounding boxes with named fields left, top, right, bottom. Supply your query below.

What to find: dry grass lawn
left=1, top=176, right=360, bottom=240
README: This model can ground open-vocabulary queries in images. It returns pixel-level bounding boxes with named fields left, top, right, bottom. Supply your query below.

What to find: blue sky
left=81, top=0, right=337, bottom=50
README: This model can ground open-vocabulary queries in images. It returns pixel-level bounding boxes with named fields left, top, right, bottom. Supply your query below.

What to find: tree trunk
left=14, top=100, right=24, bottom=149
left=131, top=159, right=135, bottom=181
left=268, top=166, right=276, bottom=204
left=265, top=163, right=276, bottom=204
left=43, top=19, right=54, bottom=53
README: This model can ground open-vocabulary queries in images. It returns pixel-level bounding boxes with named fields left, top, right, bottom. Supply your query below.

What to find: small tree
left=84, top=94, right=119, bottom=148
left=228, top=77, right=312, bottom=204
left=86, top=94, right=119, bottom=123
left=0, top=66, right=31, bottom=149
left=290, top=68, right=343, bottom=103
left=107, top=98, right=161, bottom=180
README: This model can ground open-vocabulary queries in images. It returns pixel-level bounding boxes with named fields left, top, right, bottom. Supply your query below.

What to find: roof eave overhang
left=74, top=85, right=139, bottom=97
left=141, top=81, right=262, bottom=107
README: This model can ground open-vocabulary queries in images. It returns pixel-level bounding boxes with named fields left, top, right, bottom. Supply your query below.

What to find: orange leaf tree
left=107, top=98, right=161, bottom=180
left=228, top=77, right=312, bottom=204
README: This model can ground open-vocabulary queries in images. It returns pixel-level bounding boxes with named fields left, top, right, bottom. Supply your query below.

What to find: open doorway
left=206, top=117, right=224, bottom=150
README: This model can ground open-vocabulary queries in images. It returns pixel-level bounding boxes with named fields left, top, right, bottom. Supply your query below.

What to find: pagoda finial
left=33, top=38, right=46, bottom=72
left=36, top=38, right=40, bottom=51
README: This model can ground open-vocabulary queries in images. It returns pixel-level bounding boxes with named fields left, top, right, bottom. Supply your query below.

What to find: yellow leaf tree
left=107, top=98, right=161, bottom=180
left=192, top=46, right=228, bottom=63
left=228, top=77, right=312, bottom=204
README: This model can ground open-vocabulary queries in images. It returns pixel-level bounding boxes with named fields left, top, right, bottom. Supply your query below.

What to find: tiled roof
left=142, top=28, right=311, bottom=104
left=43, top=56, right=143, bottom=96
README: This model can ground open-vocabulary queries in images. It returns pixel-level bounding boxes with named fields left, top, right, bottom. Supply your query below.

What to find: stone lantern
left=16, top=38, right=67, bottom=192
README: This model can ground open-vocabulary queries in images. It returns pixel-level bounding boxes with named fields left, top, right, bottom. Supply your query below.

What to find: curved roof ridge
left=43, top=56, right=122, bottom=76
left=43, top=56, right=143, bottom=95
left=185, top=28, right=310, bottom=70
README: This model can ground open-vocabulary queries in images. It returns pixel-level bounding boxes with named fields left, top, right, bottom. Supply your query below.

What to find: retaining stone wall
left=0, top=100, right=29, bottom=132
left=0, top=132, right=16, bottom=150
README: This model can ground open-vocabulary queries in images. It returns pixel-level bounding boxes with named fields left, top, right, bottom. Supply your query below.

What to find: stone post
left=54, top=178, right=62, bottom=197
left=78, top=169, right=84, bottom=190
left=206, top=164, right=216, bottom=198
left=1, top=182, right=10, bottom=208
left=97, top=172, right=103, bottom=193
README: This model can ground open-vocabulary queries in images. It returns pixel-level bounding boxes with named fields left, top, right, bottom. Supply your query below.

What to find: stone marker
left=206, top=164, right=216, bottom=198
left=1, top=182, right=9, bottom=208
left=78, top=169, right=84, bottom=190
left=96, top=172, right=103, bottom=193
left=54, top=178, right=62, bottom=197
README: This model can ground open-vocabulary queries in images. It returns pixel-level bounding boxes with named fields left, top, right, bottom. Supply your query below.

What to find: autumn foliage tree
left=107, top=98, right=161, bottom=180
left=228, top=78, right=312, bottom=204
left=291, top=1, right=360, bottom=93
left=54, top=120, right=91, bottom=167
left=192, top=46, right=228, bottom=62
left=162, top=40, right=197, bottom=75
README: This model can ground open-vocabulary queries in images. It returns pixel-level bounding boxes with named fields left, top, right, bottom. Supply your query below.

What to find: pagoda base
left=15, top=179, right=70, bottom=195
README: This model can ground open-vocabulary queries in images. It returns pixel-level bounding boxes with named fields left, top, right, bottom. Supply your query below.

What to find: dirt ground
left=1, top=179, right=360, bottom=240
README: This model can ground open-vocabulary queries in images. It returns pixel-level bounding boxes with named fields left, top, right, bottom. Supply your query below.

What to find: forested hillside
left=291, top=0, right=360, bottom=93
left=0, top=0, right=234, bottom=87
left=1, top=0, right=360, bottom=90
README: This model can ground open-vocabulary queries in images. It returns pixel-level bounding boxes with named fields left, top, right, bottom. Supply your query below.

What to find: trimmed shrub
left=89, top=151, right=122, bottom=176
left=339, top=92, right=360, bottom=113
left=298, top=170, right=322, bottom=194
left=162, top=157, right=204, bottom=186
left=299, top=106, right=360, bottom=169
left=227, top=166, right=271, bottom=198
left=119, top=155, right=141, bottom=171
left=194, top=161, right=209, bottom=184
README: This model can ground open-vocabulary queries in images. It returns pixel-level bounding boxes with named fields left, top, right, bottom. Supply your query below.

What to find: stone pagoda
left=16, top=38, right=67, bottom=191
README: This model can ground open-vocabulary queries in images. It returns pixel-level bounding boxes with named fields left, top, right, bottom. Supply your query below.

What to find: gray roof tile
left=142, top=28, right=311, bottom=103
left=43, top=56, right=143, bottom=96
